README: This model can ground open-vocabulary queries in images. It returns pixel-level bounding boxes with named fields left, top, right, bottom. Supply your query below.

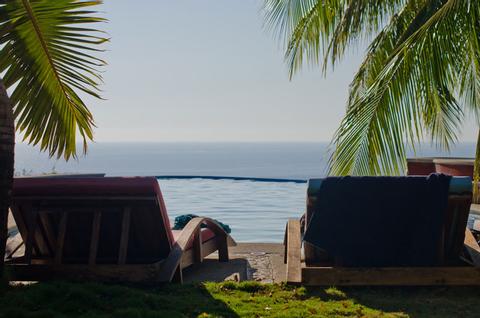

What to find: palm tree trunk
left=0, top=78, right=14, bottom=278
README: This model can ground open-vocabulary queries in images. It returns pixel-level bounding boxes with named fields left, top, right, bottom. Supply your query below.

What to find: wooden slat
left=181, top=248, right=194, bottom=269
left=32, top=222, right=50, bottom=257
left=15, top=196, right=156, bottom=201
left=172, top=266, right=183, bottom=283
left=201, top=238, right=220, bottom=258
left=4, top=263, right=163, bottom=283
left=89, top=211, right=102, bottom=265
left=301, top=267, right=480, bottom=286
left=193, top=228, right=202, bottom=264
left=38, top=211, right=56, bottom=255
left=24, top=208, right=38, bottom=265
left=12, top=256, right=161, bottom=265
left=181, top=239, right=219, bottom=269
left=464, top=228, right=480, bottom=267
left=10, top=205, right=29, bottom=243
left=5, top=234, right=24, bottom=260
left=285, top=219, right=302, bottom=284
left=54, top=212, right=68, bottom=265
left=118, top=207, right=131, bottom=264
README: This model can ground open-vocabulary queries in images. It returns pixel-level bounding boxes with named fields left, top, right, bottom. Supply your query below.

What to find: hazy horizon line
left=16, top=140, right=479, bottom=145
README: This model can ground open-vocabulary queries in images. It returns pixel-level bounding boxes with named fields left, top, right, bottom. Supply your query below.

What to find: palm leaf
left=0, top=0, right=107, bottom=159
left=329, top=0, right=475, bottom=175
left=264, top=0, right=406, bottom=77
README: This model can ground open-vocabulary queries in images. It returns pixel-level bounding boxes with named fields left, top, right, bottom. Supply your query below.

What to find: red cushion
left=13, top=176, right=175, bottom=247
left=13, top=177, right=160, bottom=197
left=171, top=228, right=216, bottom=250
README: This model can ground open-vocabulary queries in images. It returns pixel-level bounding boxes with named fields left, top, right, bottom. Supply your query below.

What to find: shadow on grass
left=0, top=281, right=239, bottom=318
left=304, top=285, right=480, bottom=318
left=2, top=281, right=480, bottom=317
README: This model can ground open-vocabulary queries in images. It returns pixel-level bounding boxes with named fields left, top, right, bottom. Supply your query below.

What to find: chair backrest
left=11, top=177, right=174, bottom=265
left=304, top=176, right=472, bottom=266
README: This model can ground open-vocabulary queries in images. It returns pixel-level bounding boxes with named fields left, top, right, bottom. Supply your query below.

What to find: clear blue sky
left=60, top=0, right=480, bottom=142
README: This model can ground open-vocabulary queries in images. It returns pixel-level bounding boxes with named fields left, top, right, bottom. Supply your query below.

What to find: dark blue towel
left=303, top=174, right=451, bottom=267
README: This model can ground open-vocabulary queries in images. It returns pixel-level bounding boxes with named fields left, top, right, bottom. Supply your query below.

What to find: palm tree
left=0, top=0, right=106, bottom=275
left=264, top=0, right=480, bottom=177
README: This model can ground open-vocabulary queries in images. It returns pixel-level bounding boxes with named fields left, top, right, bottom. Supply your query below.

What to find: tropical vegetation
left=264, top=0, right=480, bottom=177
left=0, top=0, right=107, bottom=275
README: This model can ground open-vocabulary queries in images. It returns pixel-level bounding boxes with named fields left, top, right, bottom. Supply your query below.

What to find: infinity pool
left=159, top=178, right=306, bottom=242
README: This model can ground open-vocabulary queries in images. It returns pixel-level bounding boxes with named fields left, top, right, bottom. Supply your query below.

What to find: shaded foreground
left=0, top=281, right=479, bottom=317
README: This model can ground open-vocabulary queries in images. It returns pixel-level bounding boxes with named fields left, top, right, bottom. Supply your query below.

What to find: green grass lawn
left=0, top=281, right=479, bottom=317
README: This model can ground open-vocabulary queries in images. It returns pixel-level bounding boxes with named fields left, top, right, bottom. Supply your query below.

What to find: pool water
left=159, top=179, right=480, bottom=243
left=159, top=179, right=306, bottom=242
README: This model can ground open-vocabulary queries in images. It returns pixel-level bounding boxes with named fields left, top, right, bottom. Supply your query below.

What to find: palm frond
left=322, top=0, right=406, bottom=71
left=329, top=0, right=475, bottom=175
left=0, top=0, right=107, bottom=159
left=348, top=0, right=426, bottom=107
left=458, top=6, right=480, bottom=122
left=264, top=0, right=406, bottom=77
left=263, top=0, right=320, bottom=45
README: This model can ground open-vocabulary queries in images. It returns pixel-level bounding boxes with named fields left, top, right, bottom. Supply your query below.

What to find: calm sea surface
left=14, top=142, right=477, bottom=242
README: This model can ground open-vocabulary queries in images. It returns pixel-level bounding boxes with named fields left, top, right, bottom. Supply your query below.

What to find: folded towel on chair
left=173, top=214, right=231, bottom=234
left=303, top=173, right=451, bottom=267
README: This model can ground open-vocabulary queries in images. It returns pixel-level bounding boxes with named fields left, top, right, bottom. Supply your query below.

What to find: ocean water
left=14, top=142, right=332, bottom=178
left=14, top=142, right=478, bottom=242
left=14, top=142, right=477, bottom=178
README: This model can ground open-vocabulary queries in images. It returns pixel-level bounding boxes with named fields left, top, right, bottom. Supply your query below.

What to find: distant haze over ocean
left=15, top=142, right=477, bottom=179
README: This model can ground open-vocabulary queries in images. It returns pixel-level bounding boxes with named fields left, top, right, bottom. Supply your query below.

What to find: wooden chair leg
left=193, top=229, right=202, bottom=264
left=464, top=228, right=480, bottom=266
left=218, top=234, right=229, bottom=262
left=284, top=222, right=288, bottom=264
left=286, top=219, right=302, bottom=284
left=172, top=266, right=183, bottom=283
left=161, top=217, right=234, bottom=282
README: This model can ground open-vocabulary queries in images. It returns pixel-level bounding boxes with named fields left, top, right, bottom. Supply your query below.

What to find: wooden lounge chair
left=284, top=176, right=480, bottom=286
left=5, top=177, right=236, bottom=283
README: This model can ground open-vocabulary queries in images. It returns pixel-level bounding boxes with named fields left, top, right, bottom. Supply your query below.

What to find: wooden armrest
left=158, top=217, right=236, bottom=282
left=285, top=219, right=302, bottom=284
left=464, top=227, right=480, bottom=267
left=201, top=218, right=237, bottom=247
